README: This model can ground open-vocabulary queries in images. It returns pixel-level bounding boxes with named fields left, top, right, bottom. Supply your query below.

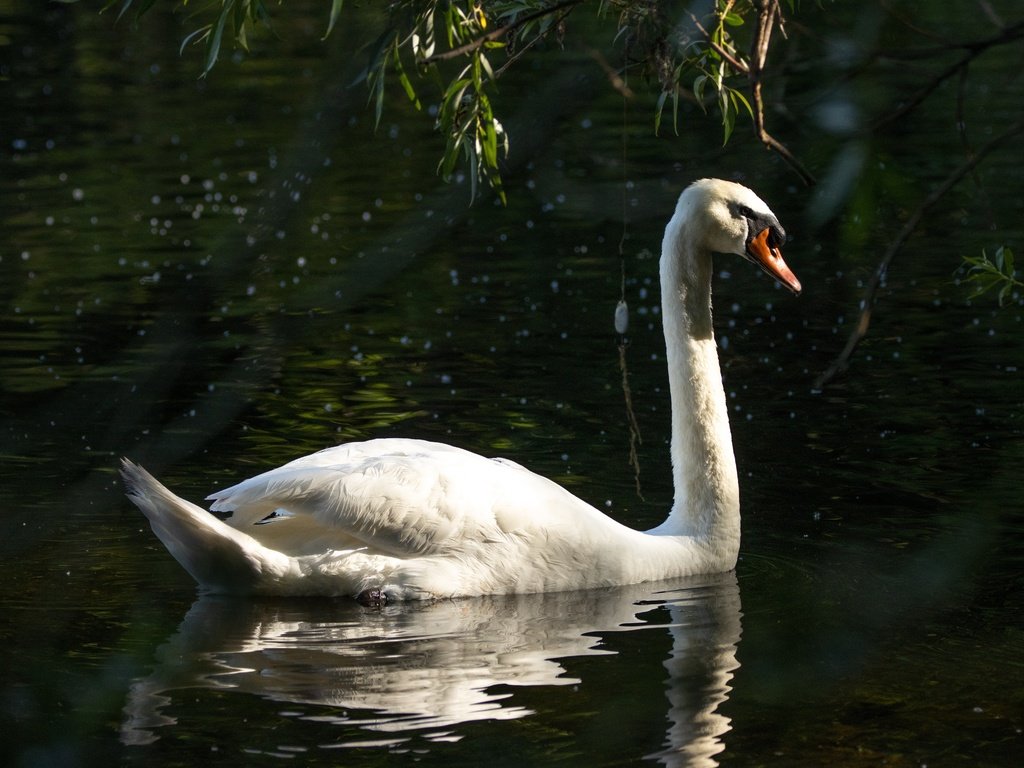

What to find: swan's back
left=124, top=438, right=667, bottom=598
left=209, top=438, right=611, bottom=559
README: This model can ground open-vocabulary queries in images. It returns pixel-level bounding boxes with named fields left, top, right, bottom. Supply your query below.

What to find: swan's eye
left=735, top=204, right=755, bottom=220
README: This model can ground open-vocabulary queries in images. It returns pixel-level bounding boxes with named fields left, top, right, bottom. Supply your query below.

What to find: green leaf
left=357, top=29, right=400, bottom=127
left=654, top=90, right=667, bottom=135
left=478, top=51, right=495, bottom=82
left=233, top=0, right=249, bottom=52
left=654, top=89, right=680, bottom=136
left=203, top=0, right=235, bottom=75
left=672, top=87, right=681, bottom=134
left=730, top=88, right=753, bottom=119
left=467, top=143, right=479, bottom=203
left=481, top=102, right=499, bottom=168
left=108, top=0, right=135, bottom=22
left=324, top=0, right=344, bottom=40
left=991, top=245, right=1014, bottom=277
left=393, top=50, right=422, bottom=110
left=721, top=102, right=736, bottom=144
left=693, top=73, right=708, bottom=105
left=180, top=24, right=212, bottom=57
left=961, top=247, right=1022, bottom=305
left=373, top=69, right=386, bottom=126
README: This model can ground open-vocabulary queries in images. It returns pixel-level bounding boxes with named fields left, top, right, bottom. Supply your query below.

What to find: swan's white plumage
left=122, top=178, right=800, bottom=601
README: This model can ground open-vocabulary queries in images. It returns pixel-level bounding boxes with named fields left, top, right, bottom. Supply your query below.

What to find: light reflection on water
left=121, top=575, right=741, bottom=766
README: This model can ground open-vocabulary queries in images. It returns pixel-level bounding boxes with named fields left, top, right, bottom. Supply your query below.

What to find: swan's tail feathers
left=120, top=459, right=291, bottom=594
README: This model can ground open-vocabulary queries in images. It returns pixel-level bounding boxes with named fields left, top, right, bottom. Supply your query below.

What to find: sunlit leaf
left=721, top=102, right=736, bottom=144
left=731, top=88, right=753, bottom=118
left=394, top=52, right=422, bottom=110
left=478, top=51, right=495, bottom=82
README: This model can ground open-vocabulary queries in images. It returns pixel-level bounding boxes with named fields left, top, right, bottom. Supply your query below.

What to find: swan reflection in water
left=122, top=572, right=742, bottom=766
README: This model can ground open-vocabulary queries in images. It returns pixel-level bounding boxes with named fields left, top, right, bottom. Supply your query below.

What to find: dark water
left=2, top=2, right=1023, bottom=766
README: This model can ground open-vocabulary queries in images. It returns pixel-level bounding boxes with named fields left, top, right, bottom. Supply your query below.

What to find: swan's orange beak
left=747, top=228, right=802, bottom=295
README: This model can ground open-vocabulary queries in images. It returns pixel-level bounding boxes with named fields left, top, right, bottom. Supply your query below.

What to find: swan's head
left=678, top=178, right=802, bottom=295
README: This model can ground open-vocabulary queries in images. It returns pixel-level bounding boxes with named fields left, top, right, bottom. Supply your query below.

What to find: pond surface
left=2, top=2, right=1023, bottom=766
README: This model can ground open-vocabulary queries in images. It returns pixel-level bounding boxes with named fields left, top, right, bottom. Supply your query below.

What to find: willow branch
left=814, top=119, right=1024, bottom=389
left=686, top=11, right=748, bottom=73
left=421, top=0, right=583, bottom=65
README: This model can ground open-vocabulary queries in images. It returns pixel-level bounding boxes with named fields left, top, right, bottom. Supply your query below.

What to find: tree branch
left=814, top=119, right=1024, bottom=389
left=689, top=2, right=813, bottom=185
left=875, top=16, right=1024, bottom=60
left=870, top=19, right=1024, bottom=132
left=421, top=0, right=584, bottom=66
left=686, top=11, right=749, bottom=74
left=749, top=0, right=815, bottom=185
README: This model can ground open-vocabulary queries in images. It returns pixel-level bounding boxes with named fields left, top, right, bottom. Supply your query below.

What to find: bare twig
left=749, top=0, right=816, bottom=185
left=587, top=47, right=635, bottom=99
left=618, top=341, right=644, bottom=500
left=870, top=19, right=1024, bottom=132
left=750, top=0, right=781, bottom=74
left=814, top=119, right=1024, bottom=389
left=871, top=52, right=972, bottom=132
left=750, top=78, right=815, bottom=185
left=877, top=17, right=1024, bottom=60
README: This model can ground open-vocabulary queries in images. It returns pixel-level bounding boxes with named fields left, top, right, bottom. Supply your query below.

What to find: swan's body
left=122, top=178, right=801, bottom=601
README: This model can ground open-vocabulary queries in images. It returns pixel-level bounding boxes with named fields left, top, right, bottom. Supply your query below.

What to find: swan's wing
left=206, top=439, right=595, bottom=558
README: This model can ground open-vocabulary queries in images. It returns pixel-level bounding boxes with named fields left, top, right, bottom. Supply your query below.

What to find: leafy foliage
left=382, top=1, right=514, bottom=203
left=649, top=1, right=754, bottom=143
left=106, top=0, right=273, bottom=73
left=100, top=0, right=789, bottom=202
left=961, top=247, right=1021, bottom=306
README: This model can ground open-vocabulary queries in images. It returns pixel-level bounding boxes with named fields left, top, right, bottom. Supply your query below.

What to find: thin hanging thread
left=616, top=48, right=643, bottom=502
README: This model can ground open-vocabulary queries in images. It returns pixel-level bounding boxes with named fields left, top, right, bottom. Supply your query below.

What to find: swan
left=121, top=178, right=801, bottom=602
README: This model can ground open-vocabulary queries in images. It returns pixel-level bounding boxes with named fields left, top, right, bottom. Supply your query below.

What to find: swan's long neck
left=651, top=211, right=741, bottom=563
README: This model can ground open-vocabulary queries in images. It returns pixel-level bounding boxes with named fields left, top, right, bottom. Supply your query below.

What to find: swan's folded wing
left=206, top=448, right=513, bottom=558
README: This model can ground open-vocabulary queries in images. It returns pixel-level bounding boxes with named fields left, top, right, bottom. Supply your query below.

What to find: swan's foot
left=356, top=587, right=388, bottom=607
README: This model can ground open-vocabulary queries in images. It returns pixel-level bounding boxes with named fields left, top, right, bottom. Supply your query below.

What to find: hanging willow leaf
left=324, top=0, right=344, bottom=40
left=393, top=50, right=422, bottom=110
left=110, top=0, right=775, bottom=203
left=203, top=0, right=235, bottom=75
left=180, top=24, right=212, bottom=57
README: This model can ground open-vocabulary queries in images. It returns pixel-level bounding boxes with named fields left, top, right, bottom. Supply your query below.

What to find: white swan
left=121, top=178, right=801, bottom=602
